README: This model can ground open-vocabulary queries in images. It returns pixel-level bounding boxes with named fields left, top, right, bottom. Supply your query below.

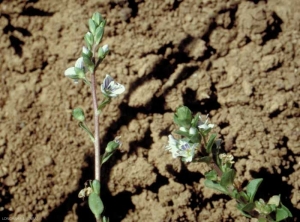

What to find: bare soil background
left=0, top=0, right=299, bottom=221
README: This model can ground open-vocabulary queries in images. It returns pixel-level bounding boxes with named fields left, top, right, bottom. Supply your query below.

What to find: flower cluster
left=166, top=106, right=215, bottom=162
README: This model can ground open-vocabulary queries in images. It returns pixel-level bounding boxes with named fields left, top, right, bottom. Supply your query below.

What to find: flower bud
left=268, top=195, right=280, bottom=207
left=189, top=127, right=197, bottom=135
left=98, top=44, right=109, bottom=59
left=72, top=108, right=85, bottom=122
left=105, top=139, right=121, bottom=153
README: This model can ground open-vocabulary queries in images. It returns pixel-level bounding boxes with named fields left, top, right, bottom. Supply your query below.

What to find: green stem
left=91, top=71, right=100, bottom=181
left=199, top=131, right=208, bottom=155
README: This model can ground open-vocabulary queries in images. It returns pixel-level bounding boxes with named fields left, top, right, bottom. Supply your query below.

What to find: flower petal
left=166, top=135, right=179, bottom=158
left=102, top=44, right=109, bottom=54
left=110, top=84, right=125, bottom=96
left=75, top=57, right=85, bottom=69
left=103, top=74, right=113, bottom=89
left=64, top=67, right=76, bottom=77
left=82, top=46, right=89, bottom=54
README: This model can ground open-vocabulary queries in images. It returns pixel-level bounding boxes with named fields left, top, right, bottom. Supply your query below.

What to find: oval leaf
left=246, top=178, right=263, bottom=203
left=88, top=192, right=104, bottom=219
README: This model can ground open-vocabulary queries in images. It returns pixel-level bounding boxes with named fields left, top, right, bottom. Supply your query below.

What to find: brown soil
left=0, top=0, right=299, bottom=221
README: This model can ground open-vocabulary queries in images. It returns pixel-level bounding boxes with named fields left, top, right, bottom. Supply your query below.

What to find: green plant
left=166, top=106, right=293, bottom=222
left=64, top=12, right=125, bottom=222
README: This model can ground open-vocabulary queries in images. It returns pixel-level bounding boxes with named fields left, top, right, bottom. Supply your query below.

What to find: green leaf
left=88, top=19, right=96, bottom=35
left=92, top=12, right=102, bottom=26
left=246, top=178, right=263, bottom=202
left=204, top=179, right=228, bottom=194
left=82, top=45, right=93, bottom=58
left=220, top=169, right=236, bottom=188
left=173, top=106, right=192, bottom=128
left=236, top=203, right=252, bottom=218
left=91, top=180, right=101, bottom=195
left=174, top=130, right=189, bottom=137
left=94, top=26, right=104, bottom=45
left=229, top=190, right=240, bottom=201
left=101, top=152, right=115, bottom=165
left=82, top=53, right=94, bottom=72
left=205, top=170, right=217, bottom=181
left=189, top=132, right=201, bottom=143
left=84, top=32, right=94, bottom=49
left=191, top=113, right=200, bottom=128
left=88, top=192, right=104, bottom=219
left=276, top=208, right=289, bottom=221
left=280, top=203, right=292, bottom=217
left=78, top=122, right=95, bottom=142
left=74, top=67, right=86, bottom=79
left=241, top=202, right=255, bottom=213
left=206, top=133, right=217, bottom=153
left=275, top=203, right=292, bottom=221
left=97, top=97, right=111, bottom=114
left=237, top=191, right=249, bottom=203
left=72, top=108, right=85, bottom=121
left=257, top=218, right=268, bottom=222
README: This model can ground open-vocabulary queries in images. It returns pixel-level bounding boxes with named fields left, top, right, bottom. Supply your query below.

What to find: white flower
left=82, top=46, right=89, bottom=54
left=166, top=135, right=179, bottom=158
left=166, top=135, right=198, bottom=162
left=101, top=74, right=125, bottom=97
left=198, top=114, right=214, bottom=130
left=64, top=57, right=86, bottom=83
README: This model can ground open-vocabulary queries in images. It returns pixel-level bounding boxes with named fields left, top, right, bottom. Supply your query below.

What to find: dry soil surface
left=0, top=0, right=299, bottom=222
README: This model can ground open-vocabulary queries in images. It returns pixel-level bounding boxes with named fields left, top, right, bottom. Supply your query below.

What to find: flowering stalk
left=166, top=106, right=292, bottom=222
left=64, top=12, right=125, bottom=222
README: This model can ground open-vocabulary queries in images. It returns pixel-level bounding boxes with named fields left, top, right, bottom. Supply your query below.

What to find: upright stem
left=91, top=71, right=101, bottom=181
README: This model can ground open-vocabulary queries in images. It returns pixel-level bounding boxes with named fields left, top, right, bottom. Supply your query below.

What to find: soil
left=0, top=0, right=299, bottom=222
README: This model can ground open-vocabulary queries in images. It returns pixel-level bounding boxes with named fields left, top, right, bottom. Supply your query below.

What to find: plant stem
left=211, top=162, right=223, bottom=177
left=91, top=71, right=101, bottom=181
